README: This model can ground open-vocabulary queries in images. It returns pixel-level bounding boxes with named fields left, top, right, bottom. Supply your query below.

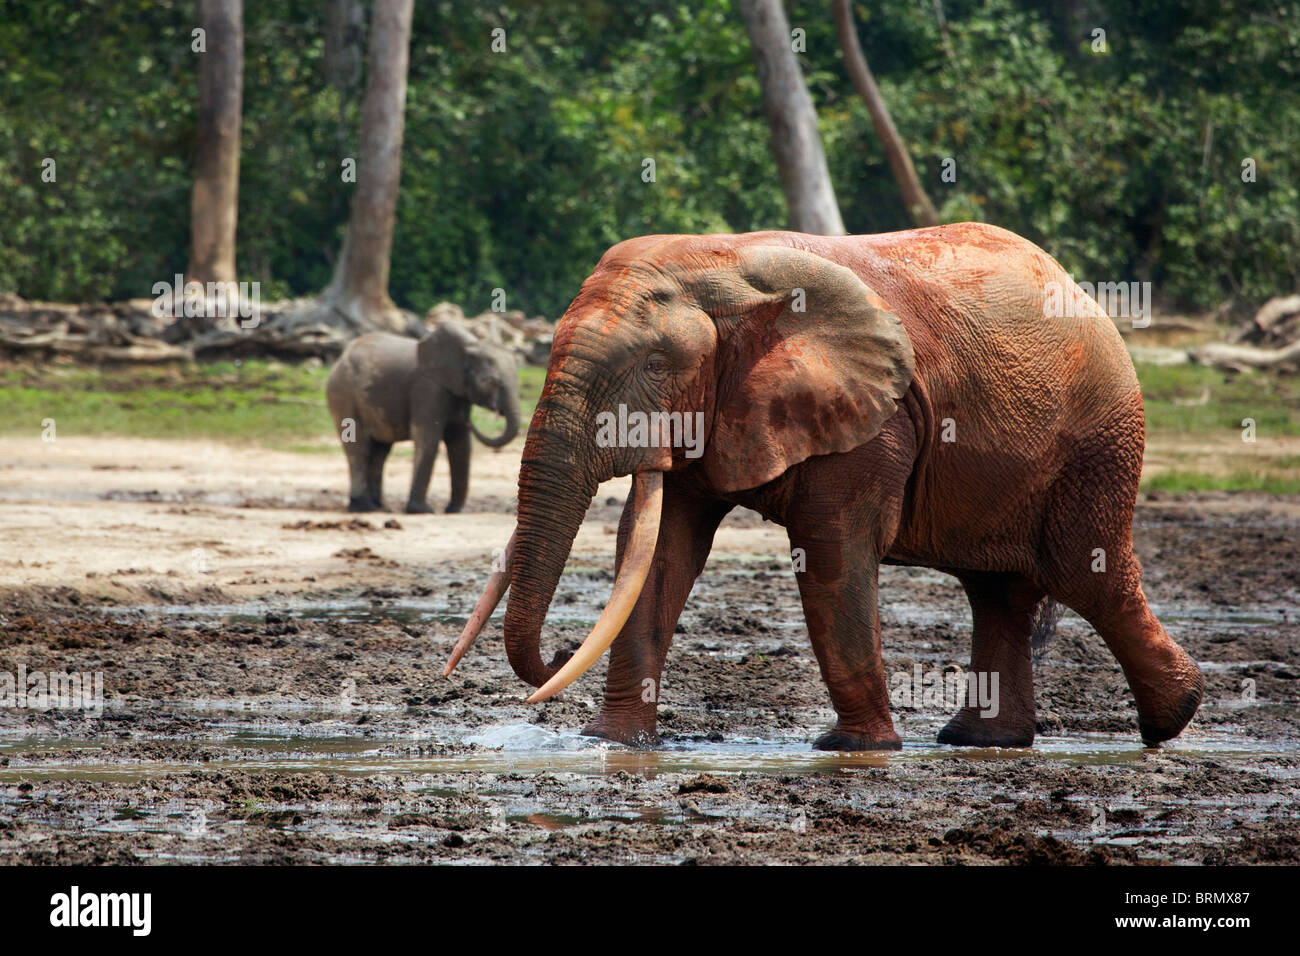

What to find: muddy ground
left=0, top=437, right=1297, bottom=865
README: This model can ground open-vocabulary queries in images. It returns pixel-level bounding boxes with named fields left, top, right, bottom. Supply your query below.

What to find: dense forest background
left=1, top=0, right=1296, bottom=318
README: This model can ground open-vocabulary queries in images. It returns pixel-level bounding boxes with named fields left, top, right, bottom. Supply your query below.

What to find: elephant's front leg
left=406, top=421, right=440, bottom=514
left=789, top=530, right=900, bottom=751
left=582, top=485, right=732, bottom=747
left=443, top=421, right=470, bottom=513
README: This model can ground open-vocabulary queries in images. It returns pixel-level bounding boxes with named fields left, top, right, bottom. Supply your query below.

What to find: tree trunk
left=737, top=0, right=845, bottom=236
left=188, top=0, right=243, bottom=289
left=323, top=0, right=414, bottom=333
left=832, top=0, right=939, bottom=227
left=322, top=0, right=365, bottom=270
left=323, top=0, right=364, bottom=93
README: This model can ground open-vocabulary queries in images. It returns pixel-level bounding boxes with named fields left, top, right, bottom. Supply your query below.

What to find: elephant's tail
left=1030, top=597, right=1062, bottom=657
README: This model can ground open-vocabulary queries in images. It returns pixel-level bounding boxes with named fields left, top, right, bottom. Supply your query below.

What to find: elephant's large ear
left=696, top=246, right=914, bottom=494
left=417, top=320, right=474, bottom=395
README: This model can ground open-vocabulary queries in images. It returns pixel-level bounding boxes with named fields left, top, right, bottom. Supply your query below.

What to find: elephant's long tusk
left=526, top=471, right=663, bottom=703
left=442, top=530, right=516, bottom=677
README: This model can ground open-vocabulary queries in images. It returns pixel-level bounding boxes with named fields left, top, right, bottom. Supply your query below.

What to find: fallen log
left=1126, top=344, right=1191, bottom=366
left=1254, top=295, right=1300, bottom=332
left=1188, top=339, right=1300, bottom=371
left=0, top=327, right=71, bottom=350
left=1228, top=294, right=1300, bottom=345
left=1, top=294, right=556, bottom=364
left=84, top=342, right=194, bottom=362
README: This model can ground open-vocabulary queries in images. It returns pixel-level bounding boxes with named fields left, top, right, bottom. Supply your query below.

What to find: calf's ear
left=417, top=321, right=475, bottom=395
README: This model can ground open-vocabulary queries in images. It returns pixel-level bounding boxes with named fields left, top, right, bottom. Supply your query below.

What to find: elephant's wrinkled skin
left=326, top=321, right=520, bottom=514
left=454, top=222, right=1205, bottom=751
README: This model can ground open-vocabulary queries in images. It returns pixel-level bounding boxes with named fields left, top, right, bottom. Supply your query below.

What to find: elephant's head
left=444, top=238, right=914, bottom=697
left=417, top=319, right=521, bottom=447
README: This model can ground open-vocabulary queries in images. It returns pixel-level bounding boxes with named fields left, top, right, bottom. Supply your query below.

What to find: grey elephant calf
left=326, top=321, right=521, bottom=513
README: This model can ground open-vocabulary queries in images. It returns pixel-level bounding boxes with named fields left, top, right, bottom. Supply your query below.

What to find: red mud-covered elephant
left=446, top=223, right=1204, bottom=751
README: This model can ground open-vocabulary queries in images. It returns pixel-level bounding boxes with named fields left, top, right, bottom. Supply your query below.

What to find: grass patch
left=0, top=359, right=547, bottom=447
left=0, top=357, right=1294, bottom=496
left=1136, top=362, right=1300, bottom=439
left=0, top=360, right=332, bottom=443
left=1142, top=469, right=1300, bottom=496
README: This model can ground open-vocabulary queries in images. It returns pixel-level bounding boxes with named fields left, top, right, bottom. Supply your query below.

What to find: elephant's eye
left=644, top=354, right=671, bottom=379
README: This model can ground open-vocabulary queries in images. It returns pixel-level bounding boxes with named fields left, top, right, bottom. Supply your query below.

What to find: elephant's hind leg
left=365, top=440, right=392, bottom=509
left=1039, top=407, right=1203, bottom=745
left=1052, top=552, right=1203, bottom=745
left=938, top=571, right=1043, bottom=748
left=343, top=431, right=380, bottom=513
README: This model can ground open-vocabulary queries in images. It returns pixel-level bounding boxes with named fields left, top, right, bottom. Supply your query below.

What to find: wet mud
left=1, top=494, right=1297, bottom=865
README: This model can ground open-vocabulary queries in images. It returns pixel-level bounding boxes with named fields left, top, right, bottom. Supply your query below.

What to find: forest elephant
left=326, top=321, right=520, bottom=514
left=444, top=223, right=1205, bottom=751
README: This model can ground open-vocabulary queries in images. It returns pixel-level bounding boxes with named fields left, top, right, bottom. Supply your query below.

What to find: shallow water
left=12, top=595, right=1292, bottom=790
left=1, top=723, right=1292, bottom=783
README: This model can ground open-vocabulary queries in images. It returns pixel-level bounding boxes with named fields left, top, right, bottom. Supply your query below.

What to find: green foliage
left=820, top=0, right=1300, bottom=308
left=1, top=0, right=1296, bottom=316
left=0, top=1, right=194, bottom=300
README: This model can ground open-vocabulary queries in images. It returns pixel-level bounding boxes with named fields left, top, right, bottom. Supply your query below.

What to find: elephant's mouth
left=441, top=469, right=664, bottom=699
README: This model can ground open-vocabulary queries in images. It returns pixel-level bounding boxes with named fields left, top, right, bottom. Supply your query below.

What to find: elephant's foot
left=348, top=495, right=380, bottom=513
left=1133, top=649, right=1204, bottom=746
left=814, top=726, right=902, bottom=752
left=581, top=713, right=660, bottom=749
left=938, top=707, right=1035, bottom=748
left=444, top=502, right=464, bottom=514
left=404, top=500, right=433, bottom=514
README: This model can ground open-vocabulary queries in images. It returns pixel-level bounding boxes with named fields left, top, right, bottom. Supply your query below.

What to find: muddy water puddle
left=1, top=723, right=1291, bottom=783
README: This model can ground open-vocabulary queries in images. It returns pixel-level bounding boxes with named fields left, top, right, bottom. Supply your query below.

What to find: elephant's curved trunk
left=455, top=342, right=662, bottom=697
left=470, top=386, right=520, bottom=448
left=526, top=469, right=661, bottom=701
left=502, top=443, right=599, bottom=688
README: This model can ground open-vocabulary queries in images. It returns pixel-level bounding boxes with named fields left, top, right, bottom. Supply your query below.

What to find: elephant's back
left=330, top=333, right=419, bottom=439
left=724, top=224, right=1136, bottom=396
left=336, top=333, right=416, bottom=389
left=803, top=224, right=1140, bottom=422
left=340, top=331, right=418, bottom=369
left=687, top=225, right=1141, bottom=451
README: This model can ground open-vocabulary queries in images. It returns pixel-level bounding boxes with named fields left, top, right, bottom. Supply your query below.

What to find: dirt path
left=0, top=437, right=785, bottom=602
left=0, top=437, right=1297, bottom=864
